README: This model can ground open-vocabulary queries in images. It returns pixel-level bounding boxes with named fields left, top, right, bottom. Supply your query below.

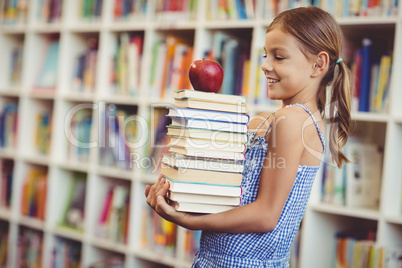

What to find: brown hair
left=267, top=7, right=353, bottom=168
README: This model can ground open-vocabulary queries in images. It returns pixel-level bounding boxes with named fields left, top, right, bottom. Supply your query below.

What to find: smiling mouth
left=268, top=78, right=280, bottom=83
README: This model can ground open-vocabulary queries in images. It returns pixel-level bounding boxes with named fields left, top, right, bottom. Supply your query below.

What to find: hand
left=144, top=175, right=189, bottom=226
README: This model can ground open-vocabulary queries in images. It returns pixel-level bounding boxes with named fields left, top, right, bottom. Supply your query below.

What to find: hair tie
left=336, top=58, right=343, bottom=64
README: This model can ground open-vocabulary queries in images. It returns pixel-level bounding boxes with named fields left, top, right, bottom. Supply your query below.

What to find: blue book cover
left=36, top=40, right=60, bottom=89
left=359, top=38, right=372, bottom=112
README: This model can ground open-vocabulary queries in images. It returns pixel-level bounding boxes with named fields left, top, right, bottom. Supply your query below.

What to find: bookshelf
left=0, top=0, right=401, bottom=267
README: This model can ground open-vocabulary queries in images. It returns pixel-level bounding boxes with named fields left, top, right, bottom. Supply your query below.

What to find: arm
left=145, top=108, right=306, bottom=233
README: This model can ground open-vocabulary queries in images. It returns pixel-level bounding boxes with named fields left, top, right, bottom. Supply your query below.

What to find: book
left=167, top=126, right=248, bottom=143
left=172, top=200, right=237, bottom=214
left=169, top=145, right=245, bottom=161
left=167, top=107, right=250, bottom=124
left=175, top=98, right=248, bottom=114
left=359, top=38, right=372, bottom=112
left=170, top=116, right=248, bottom=133
left=344, top=138, right=382, bottom=208
left=168, top=136, right=247, bottom=153
left=62, top=173, right=86, bottom=230
left=168, top=191, right=241, bottom=206
left=173, top=89, right=246, bottom=104
left=161, top=163, right=242, bottom=186
left=34, top=40, right=60, bottom=90
left=166, top=179, right=242, bottom=197
left=162, top=153, right=244, bottom=173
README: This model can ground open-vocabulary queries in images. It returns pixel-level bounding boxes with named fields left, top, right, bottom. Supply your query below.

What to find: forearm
left=178, top=201, right=277, bottom=233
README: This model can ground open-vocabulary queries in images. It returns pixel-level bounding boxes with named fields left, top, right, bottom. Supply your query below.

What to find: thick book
left=166, top=179, right=242, bottom=197
left=173, top=89, right=246, bottom=104
left=169, top=146, right=246, bottom=161
left=162, top=153, right=245, bottom=173
left=175, top=98, right=248, bottom=114
left=167, top=107, right=250, bottom=124
left=172, top=200, right=237, bottom=214
left=161, top=163, right=242, bottom=186
left=168, top=191, right=241, bottom=206
left=170, top=116, right=248, bottom=133
left=168, top=136, right=247, bottom=153
left=167, top=126, right=248, bottom=143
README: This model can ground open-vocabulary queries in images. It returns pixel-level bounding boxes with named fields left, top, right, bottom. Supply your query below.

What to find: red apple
left=188, top=59, right=224, bottom=93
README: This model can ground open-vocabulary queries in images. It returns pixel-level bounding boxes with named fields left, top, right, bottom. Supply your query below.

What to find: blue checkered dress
left=192, top=103, right=325, bottom=268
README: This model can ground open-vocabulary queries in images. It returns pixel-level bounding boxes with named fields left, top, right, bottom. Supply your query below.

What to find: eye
left=263, top=54, right=267, bottom=58
left=275, top=56, right=284, bottom=60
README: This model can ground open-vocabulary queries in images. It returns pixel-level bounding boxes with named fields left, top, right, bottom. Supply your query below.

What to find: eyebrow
left=263, top=46, right=288, bottom=53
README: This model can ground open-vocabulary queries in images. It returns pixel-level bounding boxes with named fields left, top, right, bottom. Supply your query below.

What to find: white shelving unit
left=0, top=0, right=401, bottom=267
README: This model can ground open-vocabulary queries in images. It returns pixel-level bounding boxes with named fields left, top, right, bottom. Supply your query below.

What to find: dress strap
left=254, top=112, right=274, bottom=134
left=286, top=103, right=325, bottom=151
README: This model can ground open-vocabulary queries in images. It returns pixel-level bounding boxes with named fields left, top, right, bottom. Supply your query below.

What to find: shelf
left=134, top=248, right=183, bottom=267
left=22, top=154, right=51, bottom=166
left=0, top=148, right=16, bottom=159
left=62, top=92, right=96, bottom=103
left=394, top=116, right=402, bottom=124
left=18, top=215, right=46, bottom=231
left=95, top=165, right=134, bottom=181
left=336, top=16, right=399, bottom=25
left=204, top=20, right=256, bottom=29
left=89, top=236, right=128, bottom=254
left=0, top=25, right=27, bottom=34
left=384, top=216, right=402, bottom=225
left=0, top=208, right=12, bottom=221
left=52, top=225, right=85, bottom=242
left=139, top=173, right=158, bottom=184
left=0, top=88, right=21, bottom=97
left=98, top=95, right=142, bottom=106
left=351, top=111, right=390, bottom=122
left=56, top=160, right=90, bottom=173
left=31, top=23, right=63, bottom=33
left=309, top=203, right=381, bottom=220
left=28, top=90, right=56, bottom=100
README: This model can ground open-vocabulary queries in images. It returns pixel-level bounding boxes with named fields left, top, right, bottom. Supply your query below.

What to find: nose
left=261, top=57, right=273, bottom=74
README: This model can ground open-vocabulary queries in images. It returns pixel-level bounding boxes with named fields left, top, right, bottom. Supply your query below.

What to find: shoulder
left=271, top=106, right=309, bottom=133
left=249, top=112, right=272, bottom=131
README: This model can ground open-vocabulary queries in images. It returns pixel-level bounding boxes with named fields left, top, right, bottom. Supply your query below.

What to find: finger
left=156, top=195, right=176, bottom=216
left=156, top=180, right=170, bottom=197
left=144, top=185, right=151, bottom=197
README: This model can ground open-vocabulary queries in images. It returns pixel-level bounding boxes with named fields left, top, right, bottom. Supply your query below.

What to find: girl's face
left=261, top=27, right=316, bottom=103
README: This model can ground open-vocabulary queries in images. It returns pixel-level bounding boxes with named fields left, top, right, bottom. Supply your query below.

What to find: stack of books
left=161, top=89, right=249, bottom=214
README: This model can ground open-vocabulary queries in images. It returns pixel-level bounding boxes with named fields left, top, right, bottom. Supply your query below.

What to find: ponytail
left=328, top=61, right=353, bottom=168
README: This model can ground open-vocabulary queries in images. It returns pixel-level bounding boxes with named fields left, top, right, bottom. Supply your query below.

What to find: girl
left=145, top=6, right=352, bottom=267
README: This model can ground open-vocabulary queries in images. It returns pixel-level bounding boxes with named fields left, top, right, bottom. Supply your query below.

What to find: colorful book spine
left=0, top=102, right=18, bottom=149
left=35, top=111, right=52, bottom=155
left=79, top=0, right=103, bottom=21
left=68, top=108, right=92, bottom=163
left=20, top=168, right=47, bottom=220
left=0, top=159, right=14, bottom=209
left=97, top=185, right=130, bottom=244
left=0, top=221, right=8, bottom=266
left=110, top=33, right=143, bottom=97
left=17, top=227, right=43, bottom=267
left=38, top=0, right=62, bottom=23
left=1, top=0, right=29, bottom=25
left=9, top=46, right=23, bottom=86
left=113, top=0, right=148, bottom=20
left=72, top=38, right=98, bottom=93
left=51, top=238, right=82, bottom=268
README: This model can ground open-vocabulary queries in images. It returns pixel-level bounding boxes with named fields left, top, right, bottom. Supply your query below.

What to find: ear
left=311, top=51, right=329, bottom=77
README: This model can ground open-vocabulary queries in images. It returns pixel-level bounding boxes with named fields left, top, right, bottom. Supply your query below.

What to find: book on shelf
left=162, top=153, right=245, bottom=173
left=141, top=207, right=177, bottom=255
left=0, top=159, right=14, bottom=209
left=51, top=238, right=81, bottom=268
left=208, top=0, right=255, bottom=20
left=167, top=107, right=250, bottom=124
left=344, top=138, right=383, bottom=208
left=170, top=116, right=248, bottom=133
left=17, top=227, right=43, bottom=267
left=71, top=38, right=98, bottom=93
left=110, top=33, right=143, bottom=97
left=161, top=162, right=242, bottom=186
left=78, top=0, right=103, bottom=20
left=0, top=102, right=18, bottom=149
left=149, top=35, right=193, bottom=100
left=169, top=136, right=247, bottom=153
left=168, top=191, right=241, bottom=206
left=97, top=185, right=130, bottom=244
left=113, top=0, right=148, bottom=20
left=166, top=179, right=242, bottom=197
left=169, top=145, right=246, bottom=161
left=33, top=39, right=60, bottom=92
left=37, top=0, right=62, bottom=24
left=1, top=0, right=29, bottom=25
left=68, top=107, right=92, bottom=163
left=0, top=222, right=8, bottom=266
left=21, top=168, right=47, bottom=220
left=184, top=230, right=201, bottom=261
left=60, top=173, right=86, bottom=230
left=35, top=111, right=52, bottom=155
left=167, top=125, right=248, bottom=143
left=9, top=46, right=23, bottom=87
left=155, top=0, right=198, bottom=20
